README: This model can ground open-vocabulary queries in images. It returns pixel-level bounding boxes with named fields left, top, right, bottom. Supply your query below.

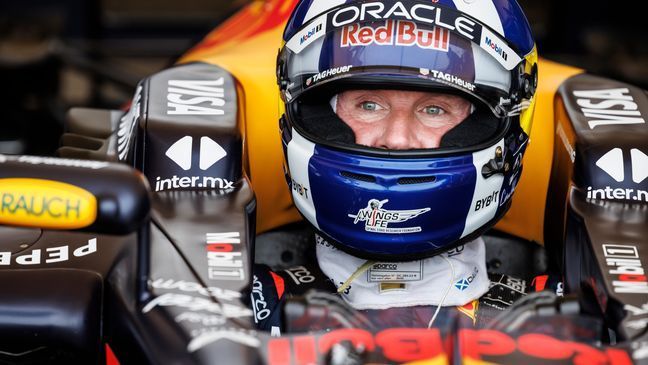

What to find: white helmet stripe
left=461, top=138, right=506, bottom=238
left=453, top=0, right=522, bottom=71
left=303, top=0, right=346, bottom=23
left=471, top=42, right=511, bottom=92
left=286, top=129, right=320, bottom=229
left=452, top=0, right=504, bottom=36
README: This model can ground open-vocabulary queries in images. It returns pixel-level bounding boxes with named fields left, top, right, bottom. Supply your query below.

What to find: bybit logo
left=155, top=136, right=234, bottom=192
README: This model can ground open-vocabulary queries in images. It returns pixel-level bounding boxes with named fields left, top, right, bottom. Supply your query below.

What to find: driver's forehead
left=338, top=89, right=469, bottom=105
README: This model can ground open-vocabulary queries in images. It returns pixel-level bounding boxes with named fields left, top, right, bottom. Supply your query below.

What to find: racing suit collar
left=316, top=235, right=489, bottom=310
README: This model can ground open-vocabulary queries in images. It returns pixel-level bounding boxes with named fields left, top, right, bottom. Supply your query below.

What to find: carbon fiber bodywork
left=0, top=63, right=647, bottom=364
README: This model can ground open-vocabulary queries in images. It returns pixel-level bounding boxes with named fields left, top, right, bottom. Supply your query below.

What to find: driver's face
left=335, top=90, right=472, bottom=149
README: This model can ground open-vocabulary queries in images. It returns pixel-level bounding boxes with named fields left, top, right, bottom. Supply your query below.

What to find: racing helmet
left=277, top=0, right=538, bottom=261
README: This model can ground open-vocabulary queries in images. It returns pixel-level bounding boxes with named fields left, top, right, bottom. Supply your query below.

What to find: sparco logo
left=348, top=199, right=430, bottom=234
left=603, top=244, right=648, bottom=294
left=284, top=266, right=315, bottom=285
left=373, top=263, right=398, bottom=270
left=251, top=275, right=270, bottom=323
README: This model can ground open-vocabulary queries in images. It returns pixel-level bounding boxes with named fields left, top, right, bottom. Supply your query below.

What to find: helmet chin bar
left=283, top=120, right=528, bottom=260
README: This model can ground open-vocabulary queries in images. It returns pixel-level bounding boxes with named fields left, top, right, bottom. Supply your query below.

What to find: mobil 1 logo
left=603, top=244, right=648, bottom=294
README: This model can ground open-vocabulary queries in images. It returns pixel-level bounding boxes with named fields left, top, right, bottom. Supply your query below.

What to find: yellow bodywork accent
left=181, top=0, right=585, bottom=242
left=0, top=178, right=97, bottom=229
left=495, top=59, right=582, bottom=244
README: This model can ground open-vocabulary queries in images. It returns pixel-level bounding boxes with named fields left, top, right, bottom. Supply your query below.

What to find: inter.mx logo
left=587, top=148, right=648, bottom=202
left=154, top=136, right=234, bottom=192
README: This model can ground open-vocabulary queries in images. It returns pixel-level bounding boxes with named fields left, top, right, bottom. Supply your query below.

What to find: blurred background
left=0, top=0, right=646, bottom=156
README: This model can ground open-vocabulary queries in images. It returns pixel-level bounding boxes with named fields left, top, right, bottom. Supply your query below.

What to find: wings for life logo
left=348, top=199, right=430, bottom=234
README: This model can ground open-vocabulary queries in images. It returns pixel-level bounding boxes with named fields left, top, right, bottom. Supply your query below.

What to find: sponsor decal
left=624, top=303, right=648, bottom=331
left=573, top=88, right=645, bottom=129
left=286, top=13, right=327, bottom=54
left=307, top=65, right=353, bottom=86
left=499, top=173, right=521, bottom=208
left=141, top=292, right=253, bottom=317
left=155, top=175, right=234, bottom=192
left=483, top=35, right=508, bottom=62
left=368, top=261, right=423, bottom=282
left=175, top=312, right=226, bottom=327
left=420, top=68, right=475, bottom=91
left=0, top=238, right=97, bottom=266
left=300, top=23, right=323, bottom=45
left=251, top=275, right=271, bottom=323
left=291, top=179, right=309, bottom=198
left=266, top=327, right=631, bottom=365
left=0, top=179, right=97, bottom=229
left=587, top=148, right=648, bottom=202
left=15, top=155, right=108, bottom=170
left=348, top=199, right=430, bottom=234
left=155, top=136, right=234, bottom=192
left=284, top=266, right=315, bottom=285
left=587, top=186, right=648, bottom=202
left=326, top=1, right=521, bottom=69
left=340, top=20, right=449, bottom=51
left=331, top=2, right=478, bottom=40
left=167, top=78, right=226, bottom=115
left=457, top=300, right=478, bottom=325
left=188, top=327, right=259, bottom=352
left=474, top=190, right=499, bottom=212
left=149, top=278, right=241, bottom=301
left=595, top=148, right=648, bottom=184
left=117, top=84, right=143, bottom=161
left=446, top=245, right=464, bottom=257
left=455, top=266, right=478, bottom=291
left=206, top=232, right=245, bottom=281
left=603, top=244, right=648, bottom=294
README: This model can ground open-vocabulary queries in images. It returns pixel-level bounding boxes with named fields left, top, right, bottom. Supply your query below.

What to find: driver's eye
left=360, top=101, right=378, bottom=111
left=423, top=106, right=444, bottom=115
